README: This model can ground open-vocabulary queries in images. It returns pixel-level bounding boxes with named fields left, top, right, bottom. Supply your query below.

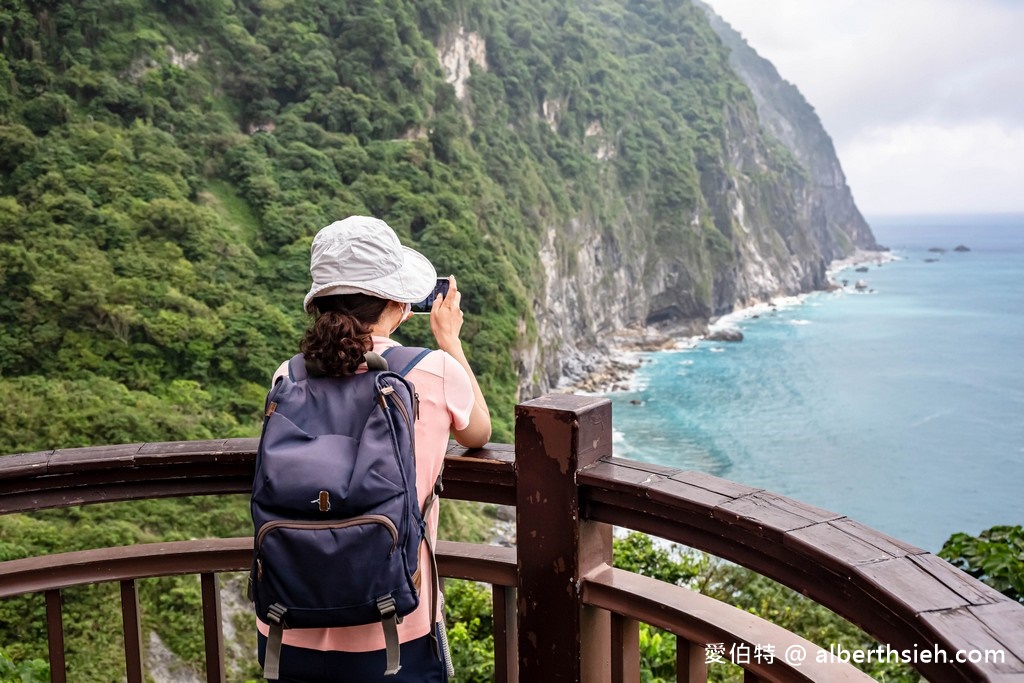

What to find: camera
left=410, top=278, right=451, bottom=314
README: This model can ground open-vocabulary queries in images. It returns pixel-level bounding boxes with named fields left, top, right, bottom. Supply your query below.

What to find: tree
left=940, top=525, right=1024, bottom=604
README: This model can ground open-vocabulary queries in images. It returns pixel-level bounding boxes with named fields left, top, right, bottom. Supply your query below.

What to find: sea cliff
left=466, top=2, right=881, bottom=394
left=0, top=0, right=881, bottom=441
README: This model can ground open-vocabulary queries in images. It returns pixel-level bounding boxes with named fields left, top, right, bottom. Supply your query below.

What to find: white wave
left=629, top=375, right=650, bottom=392
left=909, top=409, right=953, bottom=429
left=789, top=319, right=812, bottom=326
left=710, top=347, right=725, bottom=353
left=826, top=248, right=901, bottom=278
left=660, top=342, right=699, bottom=354
left=709, top=294, right=809, bottom=330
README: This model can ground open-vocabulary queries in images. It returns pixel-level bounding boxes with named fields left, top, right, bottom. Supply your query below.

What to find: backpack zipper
left=380, top=385, right=412, bottom=433
left=255, top=515, right=398, bottom=554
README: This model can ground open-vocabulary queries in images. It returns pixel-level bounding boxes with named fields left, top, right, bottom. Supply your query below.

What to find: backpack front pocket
left=253, top=516, right=418, bottom=628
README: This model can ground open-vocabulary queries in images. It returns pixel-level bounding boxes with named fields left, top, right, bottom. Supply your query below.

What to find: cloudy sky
left=701, top=0, right=1024, bottom=217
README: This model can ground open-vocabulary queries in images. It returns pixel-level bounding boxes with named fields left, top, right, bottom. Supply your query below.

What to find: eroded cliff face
left=437, top=4, right=879, bottom=397
left=700, top=3, right=878, bottom=258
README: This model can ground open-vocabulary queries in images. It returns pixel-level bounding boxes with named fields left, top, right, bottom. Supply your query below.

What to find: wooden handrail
left=0, top=440, right=515, bottom=516
left=0, top=537, right=517, bottom=683
left=582, top=565, right=874, bottom=682
left=577, top=457, right=1024, bottom=681
left=0, top=537, right=874, bottom=683
left=1, top=393, right=1022, bottom=681
left=0, top=538, right=517, bottom=598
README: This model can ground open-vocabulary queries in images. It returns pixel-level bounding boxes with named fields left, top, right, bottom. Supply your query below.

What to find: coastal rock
left=928, top=247, right=947, bottom=253
left=855, top=266, right=869, bottom=272
left=924, top=258, right=939, bottom=263
left=489, top=505, right=516, bottom=547
left=707, top=328, right=744, bottom=342
left=854, top=279, right=868, bottom=290
left=954, top=244, right=971, bottom=252
left=560, top=356, right=642, bottom=394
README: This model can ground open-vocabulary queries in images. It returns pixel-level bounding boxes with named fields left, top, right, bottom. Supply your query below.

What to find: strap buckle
left=377, top=595, right=397, bottom=619
left=377, top=595, right=403, bottom=675
left=267, top=603, right=287, bottom=625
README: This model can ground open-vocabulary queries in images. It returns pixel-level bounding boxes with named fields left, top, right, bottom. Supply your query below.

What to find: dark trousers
left=258, top=627, right=448, bottom=683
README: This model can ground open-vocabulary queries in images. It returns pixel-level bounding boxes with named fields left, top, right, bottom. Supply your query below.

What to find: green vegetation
left=0, top=647, right=47, bottom=683
left=0, top=496, right=257, bottom=681
left=612, top=533, right=917, bottom=682
left=609, top=526, right=1024, bottom=682
left=940, top=525, right=1024, bottom=604
left=444, top=579, right=498, bottom=682
left=0, top=0, right=789, bottom=457
left=0, top=0, right=963, bottom=680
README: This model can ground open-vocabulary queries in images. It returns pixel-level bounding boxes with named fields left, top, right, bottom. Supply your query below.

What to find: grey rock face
left=512, top=5, right=882, bottom=396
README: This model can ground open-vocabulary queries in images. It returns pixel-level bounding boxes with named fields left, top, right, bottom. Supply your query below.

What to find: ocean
left=605, top=214, right=1024, bottom=552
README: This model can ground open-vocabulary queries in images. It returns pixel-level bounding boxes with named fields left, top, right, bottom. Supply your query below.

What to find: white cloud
left=841, top=122, right=1024, bottom=214
left=702, top=0, right=1024, bottom=214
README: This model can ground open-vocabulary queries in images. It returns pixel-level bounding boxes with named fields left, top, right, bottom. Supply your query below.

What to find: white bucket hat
left=303, top=216, right=437, bottom=313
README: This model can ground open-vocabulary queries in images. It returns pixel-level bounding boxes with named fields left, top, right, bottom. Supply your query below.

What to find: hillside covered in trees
left=1, top=0, right=884, bottom=679
left=1, top=0, right=876, bottom=451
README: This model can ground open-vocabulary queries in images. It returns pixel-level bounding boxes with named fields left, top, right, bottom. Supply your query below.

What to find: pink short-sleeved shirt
left=257, top=336, right=475, bottom=652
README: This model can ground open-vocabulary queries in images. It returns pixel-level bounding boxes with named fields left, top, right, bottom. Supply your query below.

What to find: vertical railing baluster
left=677, top=637, right=708, bottom=682
left=201, top=573, right=225, bottom=683
left=491, top=584, right=517, bottom=683
left=120, top=579, right=144, bottom=683
left=44, top=590, right=67, bottom=683
left=611, top=613, right=640, bottom=683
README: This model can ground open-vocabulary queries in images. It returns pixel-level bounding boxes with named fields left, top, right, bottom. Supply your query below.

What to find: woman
left=257, top=215, right=491, bottom=682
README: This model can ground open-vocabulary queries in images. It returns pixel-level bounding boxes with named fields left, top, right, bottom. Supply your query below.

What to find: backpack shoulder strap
left=289, top=352, right=391, bottom=379
left=381, top=346, right=432, bottom=377
left=287, top=353, right=307, bottom=382
left=382, top=346, right=444, bottom=639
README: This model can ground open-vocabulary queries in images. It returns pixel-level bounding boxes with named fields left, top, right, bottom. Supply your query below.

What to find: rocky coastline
left=558, top=248, right=895, bottom=396
left=555, top=323, right=700, bottom=395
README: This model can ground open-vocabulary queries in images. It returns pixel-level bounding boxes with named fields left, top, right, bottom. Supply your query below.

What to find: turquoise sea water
left=606, top=214, right=1024, bottom=551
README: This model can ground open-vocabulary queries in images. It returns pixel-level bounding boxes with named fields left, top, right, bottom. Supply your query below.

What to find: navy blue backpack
left=250, top=346, right=436, bottom=679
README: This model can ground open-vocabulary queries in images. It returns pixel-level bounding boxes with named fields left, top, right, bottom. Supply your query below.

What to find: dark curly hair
left=300, top=293, right=390, bottom=376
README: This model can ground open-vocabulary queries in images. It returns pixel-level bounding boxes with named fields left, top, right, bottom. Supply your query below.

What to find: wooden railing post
left=515, top=394, right=613, bottom=682
left=677, top=638, right=709, bottom=682
left=44, top=590, right=67, bottom=683
left=492, top=585, right=518, bottom=683
left=611, top=614, right=640, bottom=683
left=120, top=579, right=144, bottom=683
left=200, top=573, right=225, bottom=683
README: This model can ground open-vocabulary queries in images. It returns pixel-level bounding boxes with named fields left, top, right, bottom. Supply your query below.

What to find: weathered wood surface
left=0, top=440, right=515, bottom=514
left=2, top=421, right=1022, bottom=681
left=582, top=565, right=875, bottom=683
left=579, top=456, right=1024, bottom=681
left=0, top=537, right=513, bottom=598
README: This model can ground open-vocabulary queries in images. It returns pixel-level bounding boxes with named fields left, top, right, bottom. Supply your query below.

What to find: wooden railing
left=1, top=394, right=1022, bottom=682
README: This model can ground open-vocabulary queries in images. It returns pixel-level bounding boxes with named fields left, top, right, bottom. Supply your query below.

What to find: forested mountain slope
left=1, top=0, right=878, bottom=678
left=1, top=0, right=875, bottom=450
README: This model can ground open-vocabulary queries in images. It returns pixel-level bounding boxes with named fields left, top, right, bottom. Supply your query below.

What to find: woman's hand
left=429, top=275, right=492, bottom=448
left=429, top=275, right=464, bottom=354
